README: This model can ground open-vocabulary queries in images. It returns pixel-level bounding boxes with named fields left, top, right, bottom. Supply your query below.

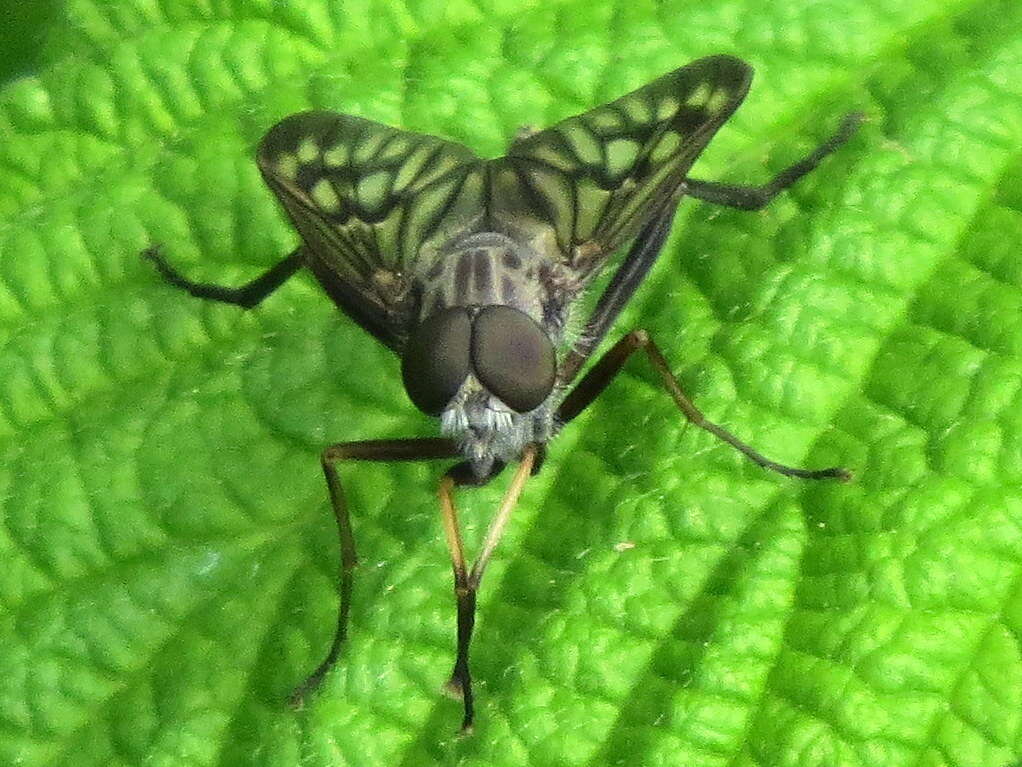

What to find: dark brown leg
left=288, top=437, right=460, bottom=706
left=683, top=112, right=863, bottom=210
left=438, top=446, right=537, bottom=733
left=142, top=245, right=304, bottom=308
left=437, top=473, right=473, bottom=728
left=557, top=331, right=849, bottom=481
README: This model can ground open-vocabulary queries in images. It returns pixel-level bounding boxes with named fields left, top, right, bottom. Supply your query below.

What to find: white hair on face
left=440, top=393, right=523, bottom=460
left=437, top=374, right=553, bottom=477
left=482, top=407, right=514, bottom=433
left=440, top=404, right=469, bottom=435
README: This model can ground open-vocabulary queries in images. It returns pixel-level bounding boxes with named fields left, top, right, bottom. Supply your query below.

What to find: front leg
left=438, top=447, right=538, bottom=733
left=288, top=437, right=460, bottom=706
left=557, top=330, right=849, bottom=481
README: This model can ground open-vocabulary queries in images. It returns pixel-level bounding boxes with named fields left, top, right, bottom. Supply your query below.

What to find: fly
left=143, top=54, right=860, bottom=732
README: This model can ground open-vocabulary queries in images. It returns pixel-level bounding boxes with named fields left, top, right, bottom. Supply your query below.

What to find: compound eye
left=401, top=308, right=472, bottom=415
left=471, top=305, right=556, bottom=413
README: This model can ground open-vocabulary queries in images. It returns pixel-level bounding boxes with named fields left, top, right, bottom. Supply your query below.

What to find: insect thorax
left=413, top=231, right=562, bottom=478
left=415, top=231, right=553, bottom=327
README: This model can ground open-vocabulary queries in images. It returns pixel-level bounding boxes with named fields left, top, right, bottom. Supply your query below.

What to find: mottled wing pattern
left=258, top=112, right=486, bottom=349
left=490, top=54, right=753, bottom=278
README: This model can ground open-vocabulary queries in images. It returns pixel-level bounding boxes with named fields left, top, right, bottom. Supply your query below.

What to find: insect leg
left=557, top=331, right=849, bottom=481
left=437, top=473, right=474, bottom=728
left=439, top=447, right=537, bottom=733
left=684, top=112, right=863, bottom=210
left=288, top=437, right=460, bottom=707
left=142, top=245, right=304, bottom=308
left=558, top=208, right=678, bottom=386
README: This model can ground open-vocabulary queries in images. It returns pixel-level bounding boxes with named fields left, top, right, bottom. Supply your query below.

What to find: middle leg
left=557, top=330, right=849, bottom=480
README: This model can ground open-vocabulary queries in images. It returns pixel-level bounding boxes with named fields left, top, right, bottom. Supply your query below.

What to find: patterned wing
left=258, top=112, right=486, bottom=350
left=489, top=54, right=753, bottom=278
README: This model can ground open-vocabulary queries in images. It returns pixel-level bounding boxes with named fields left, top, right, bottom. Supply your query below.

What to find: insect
left=143, top=54, right=860, bottom=732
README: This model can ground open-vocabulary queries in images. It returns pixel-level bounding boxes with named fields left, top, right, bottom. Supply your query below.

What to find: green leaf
left=2, top=1, right=1021, bottom=766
